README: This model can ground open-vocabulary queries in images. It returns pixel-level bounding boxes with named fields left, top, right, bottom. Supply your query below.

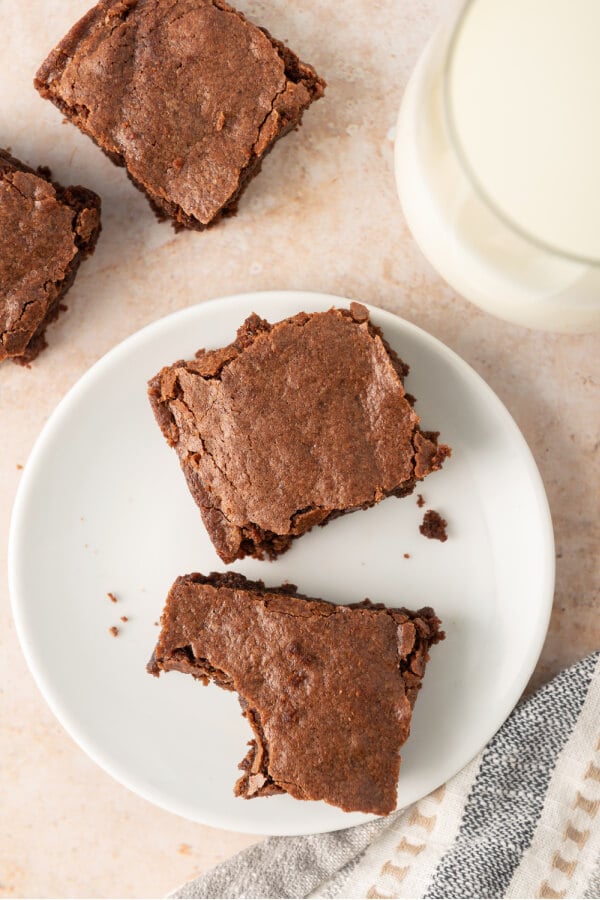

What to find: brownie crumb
left=417, top=494, right=425, bottom=508
left=403, top=553, right=410, bottom=559
left=16, top=464, right=23, bottom=470
left=109, top=626, right=119, bottom=637
left=107, top=592, right=118, bottom=603
left=120, top=616, right=128, bottom=623
left=419, top=510, right=448, bottom=542
left=154, top=621, right=159, bottom=627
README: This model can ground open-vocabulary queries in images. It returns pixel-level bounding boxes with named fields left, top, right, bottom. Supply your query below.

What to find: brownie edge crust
left=34, top=0, right=325, bottom=231
left=148, top=571, right=444, bottom=815
left=148, top=304, right=451, bottom=563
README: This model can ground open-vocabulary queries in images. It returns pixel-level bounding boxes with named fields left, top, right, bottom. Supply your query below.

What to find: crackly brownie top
left=150, top=304, right=447, bottom=552
left=35, top=0, right=324, bottom=225
left=150, top=572, right=443, bottom=814
left=0, top=149, right=99, bottom=360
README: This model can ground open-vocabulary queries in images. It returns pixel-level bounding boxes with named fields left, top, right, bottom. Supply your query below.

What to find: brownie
left=148, top=304, right=451, bottom=563
left=148, top=571, right=444, bottom=815
left=420, top=509, right=448, bottom=542
left=35, top=0, right=325, bottom=231
left=0, top=149, right=101, bottom=365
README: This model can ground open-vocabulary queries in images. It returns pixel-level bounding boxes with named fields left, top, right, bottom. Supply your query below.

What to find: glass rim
left=442, top=0, right=600, bottom=268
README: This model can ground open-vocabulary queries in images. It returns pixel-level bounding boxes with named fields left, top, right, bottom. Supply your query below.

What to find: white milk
left=395, top=0, right=600, bottom=331
left=448, top=0, right=600, bottom=263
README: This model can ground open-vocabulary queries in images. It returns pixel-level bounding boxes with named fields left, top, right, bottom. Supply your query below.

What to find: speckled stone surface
left=1, top=0, right=598, bottom=896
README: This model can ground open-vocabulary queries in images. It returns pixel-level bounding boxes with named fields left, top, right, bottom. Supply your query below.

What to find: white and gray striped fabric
left=171, top=652, right=600, bottom=900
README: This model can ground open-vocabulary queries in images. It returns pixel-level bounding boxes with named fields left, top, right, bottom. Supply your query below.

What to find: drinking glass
left=395, top=0, right=600, bottom=332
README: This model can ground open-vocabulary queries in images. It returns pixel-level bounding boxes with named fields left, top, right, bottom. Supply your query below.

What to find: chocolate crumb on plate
left=419, top=509, right=448, bottom=542
left=417, top=494, right=425, bottom=508
left=107, top=592, right=118, bottom=603
left=109, top=626, right=119, bottom=637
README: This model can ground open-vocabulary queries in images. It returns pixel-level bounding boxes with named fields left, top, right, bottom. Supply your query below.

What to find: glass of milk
left=395, top=0, right=600, bottom=332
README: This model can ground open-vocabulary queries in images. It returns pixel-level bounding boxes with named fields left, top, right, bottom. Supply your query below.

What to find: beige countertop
left=1, top=0, right=599, bottom=896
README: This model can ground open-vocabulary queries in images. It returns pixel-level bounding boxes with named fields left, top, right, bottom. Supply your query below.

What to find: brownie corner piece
left=34, top=0, right=325, bottom=232
left=149, top=571, right=444, bottom=815
left=148, top=304, right=451, bottom=563
left=0, top=148, right=101, bottom=366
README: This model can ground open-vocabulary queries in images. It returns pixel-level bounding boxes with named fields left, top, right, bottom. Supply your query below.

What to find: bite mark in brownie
left=420, top=509, right=448, bottom=542
left=148, top=571, right=444, bottom=815
left=148, top=304, right=451, bottom=563
left=34, top=0, right=325, bottom=231
left=0, top=149, right=101, bottom=365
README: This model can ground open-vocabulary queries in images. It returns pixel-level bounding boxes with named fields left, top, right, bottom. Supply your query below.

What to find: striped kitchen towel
left=171, top=652, right=600, bottom=900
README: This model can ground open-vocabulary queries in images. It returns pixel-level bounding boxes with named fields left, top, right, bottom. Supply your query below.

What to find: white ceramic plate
left=9, top=291, right=554, bottom=836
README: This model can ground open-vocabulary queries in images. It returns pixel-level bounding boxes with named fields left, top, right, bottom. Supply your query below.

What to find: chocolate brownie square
left=35, top=0, right=325, bottom=231
left=148, top=571, right=444, bottom=815
left=0, top=149, right=101, bottom=365
left=148, top=304, right=451, bottom=563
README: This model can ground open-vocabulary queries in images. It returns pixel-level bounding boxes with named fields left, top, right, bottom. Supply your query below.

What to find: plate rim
left=8, top=289, right=555, bottom=835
